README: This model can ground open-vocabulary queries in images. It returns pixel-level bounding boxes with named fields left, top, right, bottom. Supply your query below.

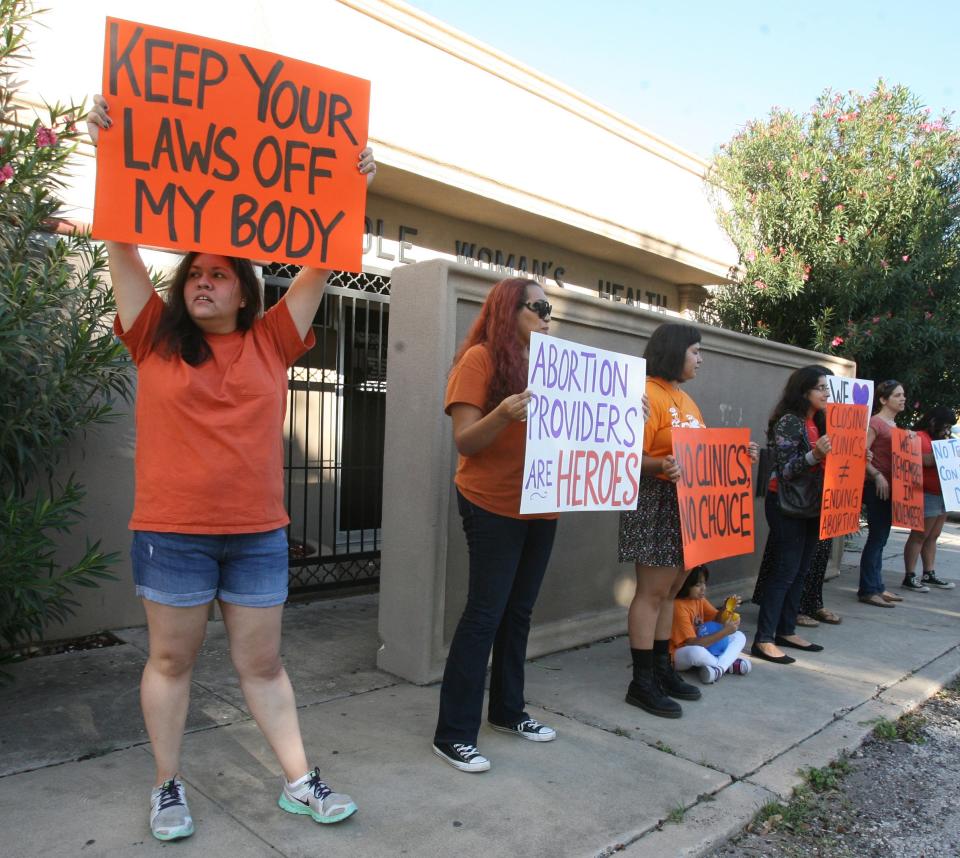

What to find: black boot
left=626, top=668, right=682, bottom=718
left=654, top=653, right=702, bottom=700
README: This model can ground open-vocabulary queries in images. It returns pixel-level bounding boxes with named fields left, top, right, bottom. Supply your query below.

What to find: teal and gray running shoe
left=279, top=767, right=357, bottom=824
left=149, top=776, right=194, bottom=841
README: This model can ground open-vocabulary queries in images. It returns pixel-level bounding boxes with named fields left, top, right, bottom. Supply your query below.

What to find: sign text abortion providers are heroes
left=520, top=333, right=645, bottom=514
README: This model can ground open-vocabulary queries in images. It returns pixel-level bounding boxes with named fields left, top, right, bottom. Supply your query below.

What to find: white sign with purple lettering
left=520, top=332, right=646, bottom=514
left=826, top=376, right=874, bottom=423
left=932, top=439, right=960, bottom=513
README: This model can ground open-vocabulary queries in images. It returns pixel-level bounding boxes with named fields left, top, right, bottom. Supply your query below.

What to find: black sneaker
left=432, top=742, right=490, bottom=772
left=921, top=572, right=956, bottom=589
left=654, top=654, right=702, bottom=700
left=902, top=575, right=930, bottom=592
left=625, top=672, right=682, bottom=718
left=489, top=718, right=557, bottom=742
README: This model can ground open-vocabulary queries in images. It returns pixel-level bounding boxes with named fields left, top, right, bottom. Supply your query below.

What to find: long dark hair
left=917, top=405, right=957, bottom=440
left=152, top=252, right=263, bottom=366
left=452, top=277, right=535, bottom=413
left=644, top=322, right=701, bottom=382
left=873, top=379, right=903, bottom=415
left=768, top=364, right=833, bottom=440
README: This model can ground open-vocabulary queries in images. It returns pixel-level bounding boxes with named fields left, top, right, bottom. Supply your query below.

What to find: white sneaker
left=149, top=776, right=194, bottom=841
left=698, top=665, right=723, bottom=684
left=279, top=768, right=357, bottom=824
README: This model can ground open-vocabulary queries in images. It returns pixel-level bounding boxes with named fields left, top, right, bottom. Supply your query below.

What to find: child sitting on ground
left=670, top=565, right=751, bottom=684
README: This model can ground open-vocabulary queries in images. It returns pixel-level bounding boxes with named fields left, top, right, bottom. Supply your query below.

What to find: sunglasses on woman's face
left=521, top=300, right=553, bottom=320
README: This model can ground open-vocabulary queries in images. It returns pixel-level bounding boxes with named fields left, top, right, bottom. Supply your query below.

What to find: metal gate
left=264, top=264, right=390, bottom=595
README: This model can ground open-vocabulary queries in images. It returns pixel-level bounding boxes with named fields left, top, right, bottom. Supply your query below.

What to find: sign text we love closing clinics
left=520, top=333, right=645, bottom=514
left=94, top=18, right=370, bottom=270
left=819, top=403, right=868, bottom=540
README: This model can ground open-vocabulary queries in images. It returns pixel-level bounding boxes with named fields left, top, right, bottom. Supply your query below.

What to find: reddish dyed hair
left=452, top=277, right=536, bottom=413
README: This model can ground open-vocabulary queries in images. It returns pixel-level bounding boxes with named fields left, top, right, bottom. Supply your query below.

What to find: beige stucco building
left=19, top=0, right=839, bottom=648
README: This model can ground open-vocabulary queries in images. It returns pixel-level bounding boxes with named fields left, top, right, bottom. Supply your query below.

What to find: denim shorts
left=924, top=491, right=946, bottom=519
left=131, top=529, right=289, bottom=607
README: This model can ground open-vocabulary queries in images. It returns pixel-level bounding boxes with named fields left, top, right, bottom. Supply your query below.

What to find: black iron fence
left=264, top=265, right=390, bottom=595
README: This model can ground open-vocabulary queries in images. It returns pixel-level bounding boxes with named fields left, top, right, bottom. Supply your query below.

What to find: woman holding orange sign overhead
left=87, top=94, right=374, bottom=840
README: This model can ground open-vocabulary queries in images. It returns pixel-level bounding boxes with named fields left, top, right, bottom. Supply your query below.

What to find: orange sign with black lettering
left=94, top=18, right=370, bottom=270
left=891, top=428, right=924, bottom=530
left=819, top=403, right=868, bottom=539
left=673, top=428, right=754, bottom=569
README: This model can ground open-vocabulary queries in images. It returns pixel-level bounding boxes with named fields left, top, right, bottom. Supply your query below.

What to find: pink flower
left=902, top=255, right=910, bottom=262
left=913, top=159, right=921, bottom=167
left=880, top=259, right=890, bottom=270
left=925, top=311, right=934, bottom=320
left=831, top=336, right=844, bottom=347
left=835, top=204, right=844, bottom=211
left=35, top=126, right=58, bottom=147
left=746, top=250, right=756, bottom=262
left=801, top=171, right=810, bottom=180
left=753, top=279, right=768, bottom=290
left=866, top=330, right=872, bottom=336
left=872, top=316, right=881, bottom=323
left=0, top=163, right=13, bottom=184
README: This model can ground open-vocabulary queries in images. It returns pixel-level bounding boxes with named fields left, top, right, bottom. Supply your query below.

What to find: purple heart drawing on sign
left=852, top=383, right=870, bottom=405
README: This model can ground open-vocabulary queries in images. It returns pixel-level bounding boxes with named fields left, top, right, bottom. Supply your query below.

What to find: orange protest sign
left=819, top=403, right=868, bottom=539
left=673, top=428, right=754, bottom=569
left=94, top=18, right=370, bottom=271
left=891, top=428, right=924, bottom=530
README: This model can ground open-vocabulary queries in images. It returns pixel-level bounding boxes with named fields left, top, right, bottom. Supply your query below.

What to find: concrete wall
left=377, top=260, right=854, bottom=684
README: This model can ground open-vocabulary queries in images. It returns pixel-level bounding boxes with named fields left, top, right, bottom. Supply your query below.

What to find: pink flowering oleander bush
left=703, top=81, right=960, bottom=417
left=0, top=0, right=133, bottom=674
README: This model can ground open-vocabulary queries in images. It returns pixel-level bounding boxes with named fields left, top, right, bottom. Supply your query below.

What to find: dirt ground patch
left=706, top=679, right=960, bottom=858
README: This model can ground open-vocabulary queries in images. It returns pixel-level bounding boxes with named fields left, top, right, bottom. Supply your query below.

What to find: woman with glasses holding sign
left=752, top=366, right=832, bottom=664
left=432, top=279, right=561, bottom=773
left=87, top=96, right=374, bottom=840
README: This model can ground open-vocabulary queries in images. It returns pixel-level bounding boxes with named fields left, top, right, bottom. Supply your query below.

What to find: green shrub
left=0, top=0, right=132, bottom=671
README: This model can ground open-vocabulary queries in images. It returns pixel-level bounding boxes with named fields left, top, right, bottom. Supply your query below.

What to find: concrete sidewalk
left=2, top=525, right=960, bottom=858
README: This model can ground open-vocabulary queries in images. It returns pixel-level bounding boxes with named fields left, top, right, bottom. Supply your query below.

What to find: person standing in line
left=618, top=322, right=758, bottom=717
left=753, top=538, right=841, bottom=627
left=860, top=380, right=911, bottom=605
left=87, top=96, right=375, bottom=839
left=752, top=366, right=832, bottom=664
left=432, top=278, right=560, bottom=773
left=902, top=406, right=957, bottom=591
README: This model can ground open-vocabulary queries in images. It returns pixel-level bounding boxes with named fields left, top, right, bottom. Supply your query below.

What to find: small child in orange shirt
left=670, top=565, right=751, bottom=684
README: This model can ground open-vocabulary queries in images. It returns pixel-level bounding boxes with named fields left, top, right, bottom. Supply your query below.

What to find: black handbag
left=778, top=468, right=823, bottom=518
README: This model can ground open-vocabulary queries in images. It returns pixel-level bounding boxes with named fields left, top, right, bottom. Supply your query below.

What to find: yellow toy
left=717, top=596, right=741, bottom=625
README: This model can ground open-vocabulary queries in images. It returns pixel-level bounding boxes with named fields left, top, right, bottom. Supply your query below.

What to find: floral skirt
left=618, top=476, right=684, bottom=567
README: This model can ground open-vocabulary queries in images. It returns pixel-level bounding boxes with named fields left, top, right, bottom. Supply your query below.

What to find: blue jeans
left=858, top=481, right=891, bottom=596
left=754, top=492, right=820, bottom=644
left=434, top=491, right=557, bottom=745
left=131, top=528, right=289, bottom=607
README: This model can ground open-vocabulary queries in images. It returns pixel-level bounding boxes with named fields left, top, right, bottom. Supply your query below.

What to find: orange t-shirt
left=445, top=344, right=557, bottom=520
left=644, top=377, right=705, bottom=479
left=115, top=292, right=315, bottom=533
left=670, top=596, right=719, bottom=655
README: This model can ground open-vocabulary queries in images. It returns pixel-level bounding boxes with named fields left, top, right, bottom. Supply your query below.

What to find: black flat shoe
left=750, top=643, right=796, bottom=665
left=775, top=636, right=824, bottom=652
